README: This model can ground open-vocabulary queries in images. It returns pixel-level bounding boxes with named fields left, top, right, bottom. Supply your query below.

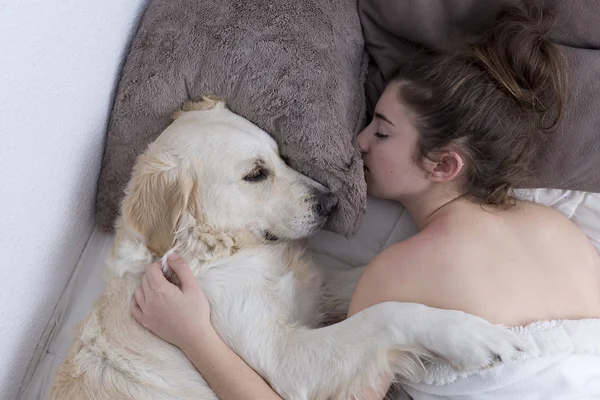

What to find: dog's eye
left=243, top=167, right=268, bottom=183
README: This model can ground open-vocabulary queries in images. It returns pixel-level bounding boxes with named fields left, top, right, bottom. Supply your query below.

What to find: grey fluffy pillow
left=96, top=0, right=368, bottom=236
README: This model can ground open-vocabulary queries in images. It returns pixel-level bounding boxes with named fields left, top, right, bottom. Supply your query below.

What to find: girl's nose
left=356, top=126, right=370, bottom=153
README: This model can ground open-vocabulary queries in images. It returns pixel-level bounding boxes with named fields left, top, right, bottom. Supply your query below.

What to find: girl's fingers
left=167, top=254, right=197, bottom=291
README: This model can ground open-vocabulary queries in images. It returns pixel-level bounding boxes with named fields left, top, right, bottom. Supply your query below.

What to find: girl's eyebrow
left=374, top=112, right=395, bottom=126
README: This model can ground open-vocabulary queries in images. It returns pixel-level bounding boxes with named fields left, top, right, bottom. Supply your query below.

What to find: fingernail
left=168, top=253, right=180, bottom=261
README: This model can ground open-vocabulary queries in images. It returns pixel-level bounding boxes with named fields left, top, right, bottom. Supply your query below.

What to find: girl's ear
left=424, top=150, right=465, bottom=182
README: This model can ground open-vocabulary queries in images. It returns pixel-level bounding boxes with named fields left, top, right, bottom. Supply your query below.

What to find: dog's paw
left=421, top=310, right=525, bottom=372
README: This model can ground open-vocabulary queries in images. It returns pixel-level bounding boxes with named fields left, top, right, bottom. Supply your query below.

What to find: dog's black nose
left=315, top=191, right=338, bottom=216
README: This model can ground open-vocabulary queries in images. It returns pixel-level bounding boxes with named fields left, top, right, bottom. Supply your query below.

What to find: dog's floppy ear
left=122, top=151, right=195, bottom=255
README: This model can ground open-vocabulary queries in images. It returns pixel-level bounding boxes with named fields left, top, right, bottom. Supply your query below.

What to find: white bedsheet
left=18, top=189, right=600, bottom=400
left=17, top=231, right=114, bottom=400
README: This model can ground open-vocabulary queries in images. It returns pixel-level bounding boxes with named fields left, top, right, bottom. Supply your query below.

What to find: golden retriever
left=51, top=97, right=522, bottom=400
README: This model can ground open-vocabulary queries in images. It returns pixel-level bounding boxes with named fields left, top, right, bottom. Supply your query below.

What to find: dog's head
left=121, top=97, right=337, bottom=257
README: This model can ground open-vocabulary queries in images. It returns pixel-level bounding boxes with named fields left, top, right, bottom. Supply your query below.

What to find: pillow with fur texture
left=96, top=0, right=368, bottom=236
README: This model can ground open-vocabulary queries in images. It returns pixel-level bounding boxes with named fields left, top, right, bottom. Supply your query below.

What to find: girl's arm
left=131, top=254, right=283, bottom=400
left=178, top=326, right=283, bottom=400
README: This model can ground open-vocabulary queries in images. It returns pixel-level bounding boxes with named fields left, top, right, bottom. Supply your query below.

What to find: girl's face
left=357, top=82, right=431, bottom=201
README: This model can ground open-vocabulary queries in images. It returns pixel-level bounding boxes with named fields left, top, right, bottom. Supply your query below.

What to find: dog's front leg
left=265, top=302, right=523, bottom=400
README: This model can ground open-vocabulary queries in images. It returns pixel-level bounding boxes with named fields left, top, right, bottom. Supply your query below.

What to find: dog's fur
left=51, top=97, right=523, bottom=400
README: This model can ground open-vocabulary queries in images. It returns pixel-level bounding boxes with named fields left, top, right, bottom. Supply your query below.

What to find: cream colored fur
left=51, top=97, right=523, bottom=400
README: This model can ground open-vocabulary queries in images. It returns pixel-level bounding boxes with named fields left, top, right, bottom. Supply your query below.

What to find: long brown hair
left=392, top=1, right=568, bottom=205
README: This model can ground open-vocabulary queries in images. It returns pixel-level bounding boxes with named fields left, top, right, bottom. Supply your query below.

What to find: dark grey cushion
left=96, top=0, right=369, bottom=236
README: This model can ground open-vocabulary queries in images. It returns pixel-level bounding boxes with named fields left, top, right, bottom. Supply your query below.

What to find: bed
left=17, top=189, right=600, bottom=399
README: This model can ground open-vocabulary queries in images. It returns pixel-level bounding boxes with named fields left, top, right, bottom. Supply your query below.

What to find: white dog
left=51, top=97, right=522, bottom=400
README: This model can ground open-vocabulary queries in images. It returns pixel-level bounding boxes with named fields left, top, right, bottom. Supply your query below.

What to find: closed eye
left=375, top=132, right=389, bottom=139
left=243, top=166, right=269, bottom=183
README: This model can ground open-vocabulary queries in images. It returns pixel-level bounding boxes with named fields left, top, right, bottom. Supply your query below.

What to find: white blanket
left=401, top=319, right=600, bottom=400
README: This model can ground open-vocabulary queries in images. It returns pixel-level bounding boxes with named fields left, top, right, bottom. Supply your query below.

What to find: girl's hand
left=131, top=253, right=212, bottom=349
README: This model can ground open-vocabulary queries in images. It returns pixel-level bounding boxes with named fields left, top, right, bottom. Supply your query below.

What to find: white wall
left=0, top=0, right=149, bottom=398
